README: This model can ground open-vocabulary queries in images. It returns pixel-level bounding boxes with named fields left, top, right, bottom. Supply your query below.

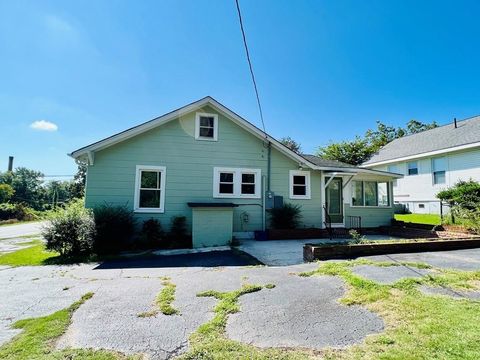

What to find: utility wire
left=235, top=0, right=266, bottom=134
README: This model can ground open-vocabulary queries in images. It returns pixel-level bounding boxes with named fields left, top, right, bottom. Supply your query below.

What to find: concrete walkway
left=237, top=235, right=402, bottom=266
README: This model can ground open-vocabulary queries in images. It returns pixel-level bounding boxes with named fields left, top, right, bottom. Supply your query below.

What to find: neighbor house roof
left=70, top=96, right=401, bottom=178
left=301, top=155, right=356, bottom=169
left=363, top=115, right=480, bottom=167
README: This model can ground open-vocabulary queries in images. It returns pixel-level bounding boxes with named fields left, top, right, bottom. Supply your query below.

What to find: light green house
left=70, top=97, right=401, bottom=247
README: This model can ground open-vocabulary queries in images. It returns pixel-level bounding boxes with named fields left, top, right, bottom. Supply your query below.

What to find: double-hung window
left=432, top=157, right=446, bottom=184
left=351, top=180, right=390, bottom=207
left=134, top=165, right=166, bottom=212
left=407, top=161, right=418, bottom=175
left=289, top=170, right=311, bottom=199
left=195, top=112, right=218, bottom=141
left=213, top=167, right=261, bottom=198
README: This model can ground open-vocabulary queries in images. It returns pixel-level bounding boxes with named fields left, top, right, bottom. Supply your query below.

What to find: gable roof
left=70, top=96, right=401, bottom=178
left=363, top=115, right=480, bottom=166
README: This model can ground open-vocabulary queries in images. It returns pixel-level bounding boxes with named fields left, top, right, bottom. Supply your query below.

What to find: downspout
left=267, top=141, right=271, bottom=191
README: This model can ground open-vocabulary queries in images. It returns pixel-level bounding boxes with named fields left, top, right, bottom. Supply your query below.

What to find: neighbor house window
left=134, top=165, right=166, bottom=212
left=407, top=161, right=418, bottom=175
left=351, top=180, right=390, bottom=207
left=213, top=167, right=261, bottom=198
left=289, top=170, right=311, bottom=199
left=432, top=157, right=446, bottom=184
left=195, top=112, right=218, bottom=141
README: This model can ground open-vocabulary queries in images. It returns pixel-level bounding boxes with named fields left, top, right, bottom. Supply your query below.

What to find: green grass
left=302, top=260, right=480, bottom=360
left=178, top=283, right=311, bottom=360
left=394, top=213, right=441, bottom=225
left=0, top=293, right=137, bottom=359
left=0, top=241, right=59, bottom=267
left=138, top=277, right=180, bottom=317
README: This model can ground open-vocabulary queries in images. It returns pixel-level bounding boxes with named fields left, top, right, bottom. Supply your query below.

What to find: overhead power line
left=234, top=0, right=266, bottom=134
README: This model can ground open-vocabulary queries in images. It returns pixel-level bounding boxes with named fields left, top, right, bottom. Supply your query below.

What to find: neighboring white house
left=362, top=116, right=480, bottom=214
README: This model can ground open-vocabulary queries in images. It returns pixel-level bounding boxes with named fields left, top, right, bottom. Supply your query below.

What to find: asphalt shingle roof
left=363, top=116, right=480, bottom=165
left=301, top=154, right=356, bottom=168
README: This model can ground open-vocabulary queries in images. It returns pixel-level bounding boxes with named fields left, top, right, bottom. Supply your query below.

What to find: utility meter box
left=265, top=191, right=275, bottom=209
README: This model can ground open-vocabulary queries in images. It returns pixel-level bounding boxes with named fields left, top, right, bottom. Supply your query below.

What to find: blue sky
left=1, top=0, right=479, bottom=177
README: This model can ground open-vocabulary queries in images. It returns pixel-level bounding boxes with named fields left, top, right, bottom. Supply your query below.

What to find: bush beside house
left=437, top=180, right=480, bottom=234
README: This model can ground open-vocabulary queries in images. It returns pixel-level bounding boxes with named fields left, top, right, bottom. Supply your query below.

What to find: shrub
left=0, top=202, right=39, bottom=221
left=0, top=184, right=14, bottom=203
left=138, top=218, right=164, bottom=249
left=93, top=204, right=135, bottom=254
left=269, top=203, right=302, bottom=229
left=167, top=216, right=191, bottom=249
left=42, top=199, right=95, bottom=257
left=437, top=180, right=480, bottom=210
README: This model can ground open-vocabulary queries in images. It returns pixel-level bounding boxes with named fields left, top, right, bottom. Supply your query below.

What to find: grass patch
left=394, top=213, right=441, bottom=225
left=303, top=260, right=480, bottom=359
left=138, top=277, right=179, bottom=317
left=0, top=292, right=137, bottom=359
left=0, top=241, right=59, bottom=267
left=178, top=283, right=311, bottom=360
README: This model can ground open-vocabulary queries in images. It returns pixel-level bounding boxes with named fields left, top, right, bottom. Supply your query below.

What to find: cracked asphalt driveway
left=3, top=246, right=478, bottom=359
left=0, top=250, right=384, bottom=359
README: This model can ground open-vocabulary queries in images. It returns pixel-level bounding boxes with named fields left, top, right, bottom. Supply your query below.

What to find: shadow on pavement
left=94, top=250, right=263, bottom=269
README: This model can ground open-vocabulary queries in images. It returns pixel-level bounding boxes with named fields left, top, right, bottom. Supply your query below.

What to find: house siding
left=85, top=105, right=324, bottom=232
left=345, top=205, right=394, bottom=228
left=371, top=147, right=480, bottom=214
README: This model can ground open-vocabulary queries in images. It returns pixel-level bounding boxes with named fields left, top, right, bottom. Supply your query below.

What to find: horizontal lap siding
left=85, top=105, right=321, bottom=233
left=345, top=205, right=394, bottom=228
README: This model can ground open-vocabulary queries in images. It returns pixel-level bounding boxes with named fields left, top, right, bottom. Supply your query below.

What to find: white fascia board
left=363, top=141, right=480, bottom=168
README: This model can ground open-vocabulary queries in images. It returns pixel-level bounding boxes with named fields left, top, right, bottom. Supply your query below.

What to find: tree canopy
left=317, top=119, right=438, bottom=165
left=279, top=136, right=302, bottom=153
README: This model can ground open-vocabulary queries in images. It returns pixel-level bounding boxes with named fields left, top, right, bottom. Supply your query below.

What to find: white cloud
left=30, top=120, right=58, bottom=132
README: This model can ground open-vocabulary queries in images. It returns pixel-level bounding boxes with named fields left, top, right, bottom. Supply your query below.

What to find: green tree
left=317, top=119, right=438, bottom=165
left=317, top=137, right=373, bottom=165
left=279, top=136, right=302, bottom=153
left=0, top=184, right=14, bottom=203
left=69, top=160, right=87, bottom=199
left=0, top=167, right=46, bottom=209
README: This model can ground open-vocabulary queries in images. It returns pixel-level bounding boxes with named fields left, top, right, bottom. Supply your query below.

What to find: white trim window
left=195, top=112, right=218, bottom=141
left=407, top=161, right=418, bottom=175
left=134, top=165, right=166, bottom=213
left=213, top=167, right=261, bottom=198
left=289, top=170, right=311, bottom=199
left=351, top=180, right=390, bottom=207
left=432, top=157, right=446, bottom=185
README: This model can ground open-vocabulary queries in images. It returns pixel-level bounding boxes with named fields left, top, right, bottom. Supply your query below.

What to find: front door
left=326, top=177, right=343, bottom=224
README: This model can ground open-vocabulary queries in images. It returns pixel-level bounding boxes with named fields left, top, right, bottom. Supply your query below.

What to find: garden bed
left=304, top=237, right=480, bottom=261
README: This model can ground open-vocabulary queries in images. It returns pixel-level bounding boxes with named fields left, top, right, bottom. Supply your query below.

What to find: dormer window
left=195, top=112, right=218, bottom=141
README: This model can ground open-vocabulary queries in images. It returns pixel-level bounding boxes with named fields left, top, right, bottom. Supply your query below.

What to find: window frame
left=350, top=180, right=391, bottom=208
left=213, top=167, right=261, bottom=199
left=407, top=161, right=418, bottom=176
left=289, top=170, right=311, bottom=200
left=134, top=165, right=166, bottom=213
left=432, top=157, right=447, bottom=185
left=195, top=112, right=218, bottom=141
